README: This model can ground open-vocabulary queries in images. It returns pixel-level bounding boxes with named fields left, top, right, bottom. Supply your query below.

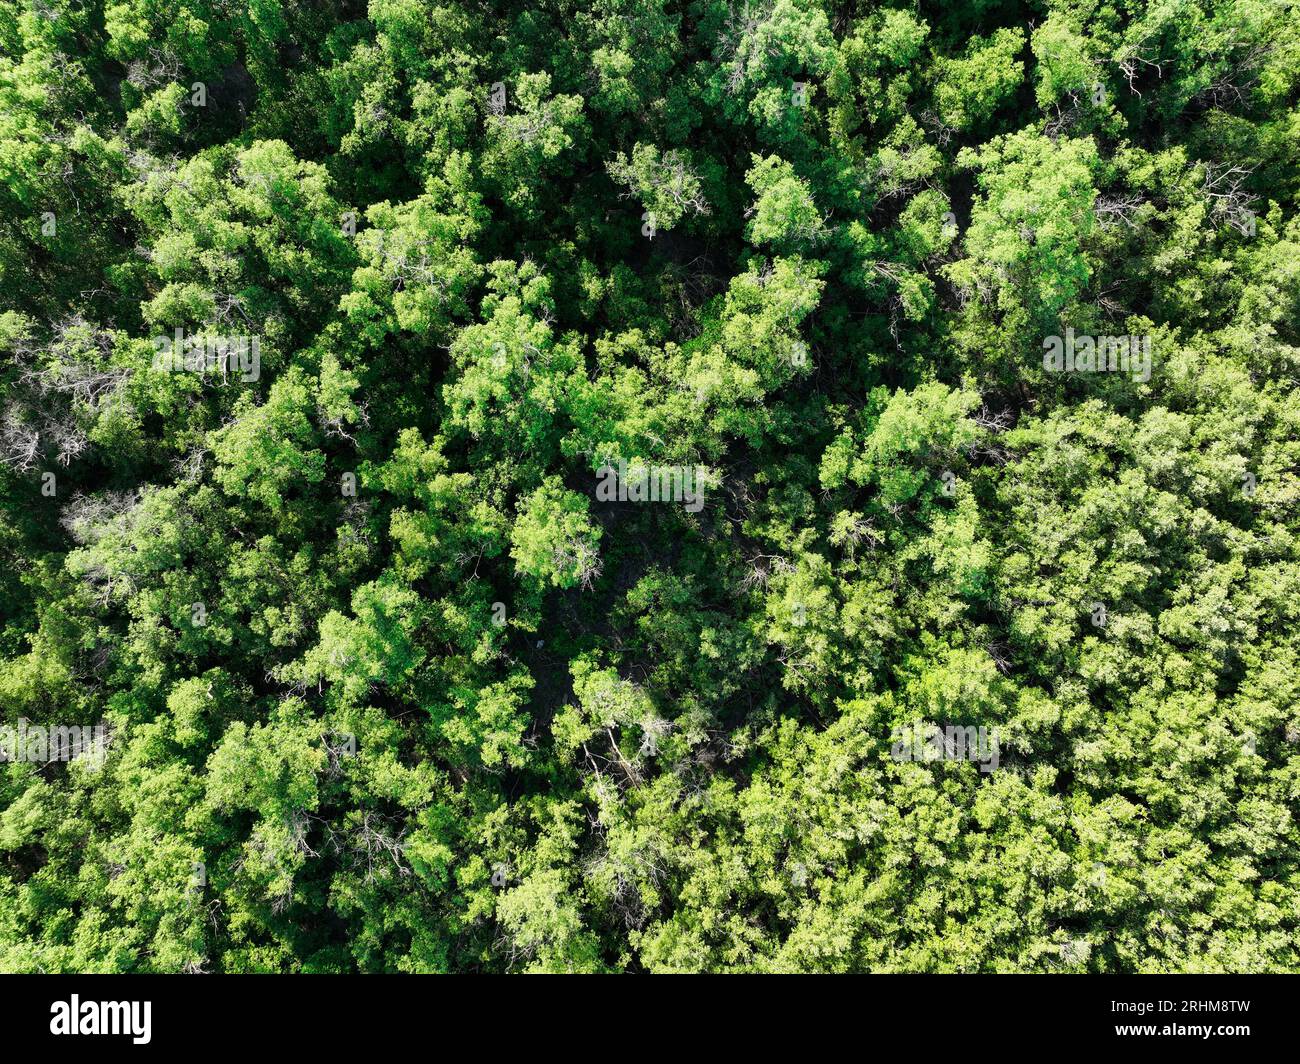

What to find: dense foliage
left=2, top=0, right=1298, bottom=973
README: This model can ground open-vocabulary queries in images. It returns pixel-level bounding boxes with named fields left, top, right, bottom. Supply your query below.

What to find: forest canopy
left=1, top=0, right=1299, bottom=973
